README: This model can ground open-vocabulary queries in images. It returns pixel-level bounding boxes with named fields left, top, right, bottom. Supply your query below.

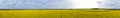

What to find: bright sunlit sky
left=71, top=0, right=101, bottom=8
left=0, top=0, right=114, bottom=9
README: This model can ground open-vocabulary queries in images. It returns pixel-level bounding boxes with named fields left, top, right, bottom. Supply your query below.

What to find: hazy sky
left=0, top=0, right=73, bottom=9
left=0, top=0, right=118, bottom=9
left=102, top=0, right=120, bottom=9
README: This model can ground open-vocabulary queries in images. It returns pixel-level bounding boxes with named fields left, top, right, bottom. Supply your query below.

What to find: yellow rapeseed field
left=0, top=9, right=120, bottom=18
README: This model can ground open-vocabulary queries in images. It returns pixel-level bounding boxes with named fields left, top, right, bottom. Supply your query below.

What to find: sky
left=101, top=0, right=120, bottom=9
left=0, top=0, right=119, bottom=9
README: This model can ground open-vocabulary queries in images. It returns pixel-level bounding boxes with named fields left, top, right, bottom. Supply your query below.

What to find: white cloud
left=71, top=0, right=101, bottom=9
